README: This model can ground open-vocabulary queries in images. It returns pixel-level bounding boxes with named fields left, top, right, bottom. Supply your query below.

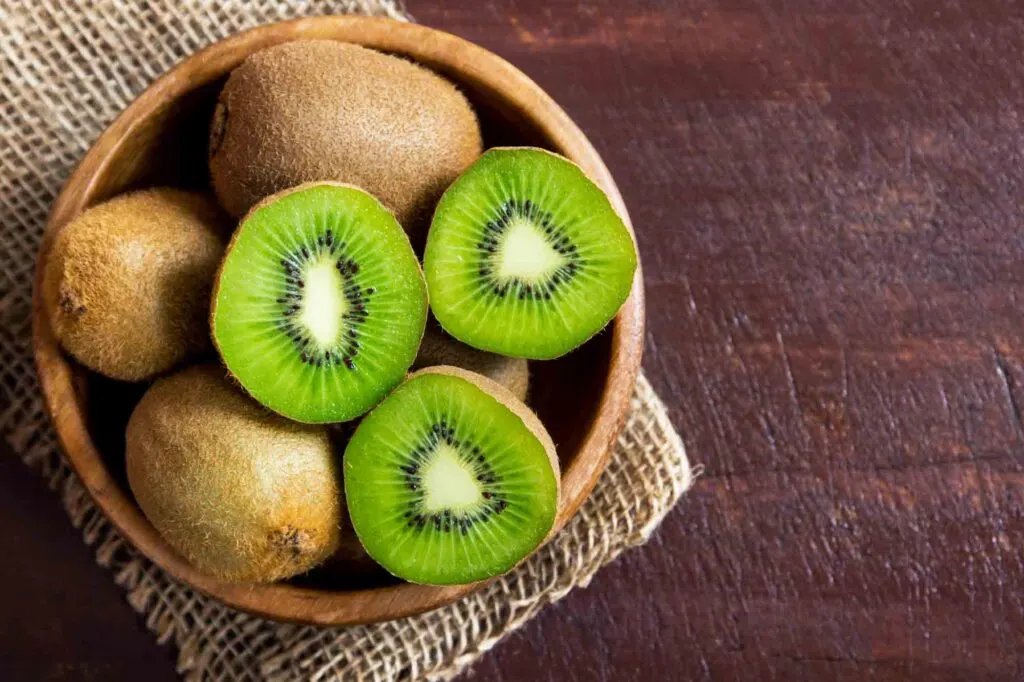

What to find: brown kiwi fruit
left=42, top=188, right=226, bottom=381
left=209, top=39, right=482, bottom=247
left=126, top=365, right=342, bottom=583
left=412, top=320, right=529, bottom=401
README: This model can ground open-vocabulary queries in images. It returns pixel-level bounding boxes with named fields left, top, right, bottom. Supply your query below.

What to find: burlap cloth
left=0, top=2, right=695, bottom=680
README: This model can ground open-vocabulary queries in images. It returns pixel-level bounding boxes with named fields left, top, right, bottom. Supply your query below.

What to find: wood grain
left=414, top=0, right=1024, bottom=679
left=6, top=0, right=1024, bottom=678
left=0, top=448, right=179, bottom=682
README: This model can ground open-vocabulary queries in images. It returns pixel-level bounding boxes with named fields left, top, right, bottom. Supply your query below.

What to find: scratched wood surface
left=3, top=0, right=1024, bottom=679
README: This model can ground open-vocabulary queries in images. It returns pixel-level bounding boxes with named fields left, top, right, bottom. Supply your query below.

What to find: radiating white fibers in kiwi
left=211, top=182, right=428, bottom=424
left=344, top=366, right=559, bottom=585
left=424, top=147, right=638, bottom=360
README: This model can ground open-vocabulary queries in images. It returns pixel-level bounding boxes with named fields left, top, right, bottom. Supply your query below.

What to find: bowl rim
left=31, top=15, right=645, bottom=626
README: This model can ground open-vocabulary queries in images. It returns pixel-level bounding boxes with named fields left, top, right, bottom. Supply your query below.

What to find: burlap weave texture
left=0, top=2, right=694, bottom=680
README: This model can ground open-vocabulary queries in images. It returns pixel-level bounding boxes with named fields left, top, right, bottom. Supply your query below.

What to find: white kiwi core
left=422, top=443, right=483, bottom=512
left=299, top=258, right=348, bottom=346
left=496, top=217, right=566, bottom=281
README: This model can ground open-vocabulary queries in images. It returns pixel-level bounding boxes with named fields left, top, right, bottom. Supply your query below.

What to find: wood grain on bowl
left=32, top=16, right=643, bottom=626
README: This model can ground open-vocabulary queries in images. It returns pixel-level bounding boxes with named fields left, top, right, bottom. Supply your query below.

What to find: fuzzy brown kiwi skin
left=209, top=180, right=429, bottom=410
left=412, top=322, right=529, bottom=401
left=408, top=365, right=561, bottom=504
left=42, top=188, right=226, bottom=382
left=125, top=365, right=342, bottom=583
left=209, top=40, right=483, bottom=248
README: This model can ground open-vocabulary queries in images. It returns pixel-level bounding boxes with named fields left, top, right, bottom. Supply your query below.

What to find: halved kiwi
left=344, top=366, right=560, bottom=585
left=211, top=182, right=428, bottom=423
left=423, top=147, right=637, bottom=359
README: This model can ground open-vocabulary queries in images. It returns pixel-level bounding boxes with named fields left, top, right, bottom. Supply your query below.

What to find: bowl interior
left=66, top=32, right=616, bottom=594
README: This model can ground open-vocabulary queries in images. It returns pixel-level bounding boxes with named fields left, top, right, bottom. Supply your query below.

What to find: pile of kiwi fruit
left=43, top=40, right=637, bottom=587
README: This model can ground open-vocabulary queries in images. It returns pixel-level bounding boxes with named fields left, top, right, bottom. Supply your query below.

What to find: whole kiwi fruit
left=208, top=39, right=483, bottom=247
left=42, top=188, right=226, bottom=381
left=126, top=365, right=342, bottom=583
left=412, top=320, right=529, bottom=401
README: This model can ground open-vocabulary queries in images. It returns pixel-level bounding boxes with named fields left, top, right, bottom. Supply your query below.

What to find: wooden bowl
left=31, top=16, right=644, bottom=626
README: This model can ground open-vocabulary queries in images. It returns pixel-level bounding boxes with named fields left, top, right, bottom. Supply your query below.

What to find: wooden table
left=3, top=0, right=1023, bottom=679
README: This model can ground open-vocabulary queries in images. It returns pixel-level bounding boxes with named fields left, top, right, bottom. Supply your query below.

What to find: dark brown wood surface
left=3, top=0, right=1024, bottom=679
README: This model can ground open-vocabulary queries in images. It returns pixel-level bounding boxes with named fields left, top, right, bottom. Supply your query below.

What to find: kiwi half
left=126, top=365, right=342, bottom=583
left=344, top=366, right=559, bottom=585
left=209, top=40, right=482, bottom=247
left=413, top=320, right=529, bottom=401
left=42, top=188, right=225, bottom=381
left=424, top=147, right=637, bottom=359
left=211, top=182, right=428, bottom=424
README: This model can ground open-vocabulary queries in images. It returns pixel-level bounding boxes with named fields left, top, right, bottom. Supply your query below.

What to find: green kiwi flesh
left=211, top=182, right=428, bottom=423
left=126, top=365, right=342, bottom=583
left=424, top=148, right=637, bottom=359
left=344, top=366, right=559, bottom=585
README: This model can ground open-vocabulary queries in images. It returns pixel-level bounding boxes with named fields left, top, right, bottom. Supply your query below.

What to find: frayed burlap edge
left=0, top=2, right=696, bottom=681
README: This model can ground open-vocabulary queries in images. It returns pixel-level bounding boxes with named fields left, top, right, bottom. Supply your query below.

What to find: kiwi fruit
left=413, top=320, right=529, bottom=401
left=423, top=147, right=638, bottom=359
left=344, top=366, right=560, bottom=585
left=42, top=188, right=225, bottom=381
left=211, top=181, right=428, bottom=424
left=125, top=365, right=342, bottom=582
left=209, top=39, right=482, bottom=247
